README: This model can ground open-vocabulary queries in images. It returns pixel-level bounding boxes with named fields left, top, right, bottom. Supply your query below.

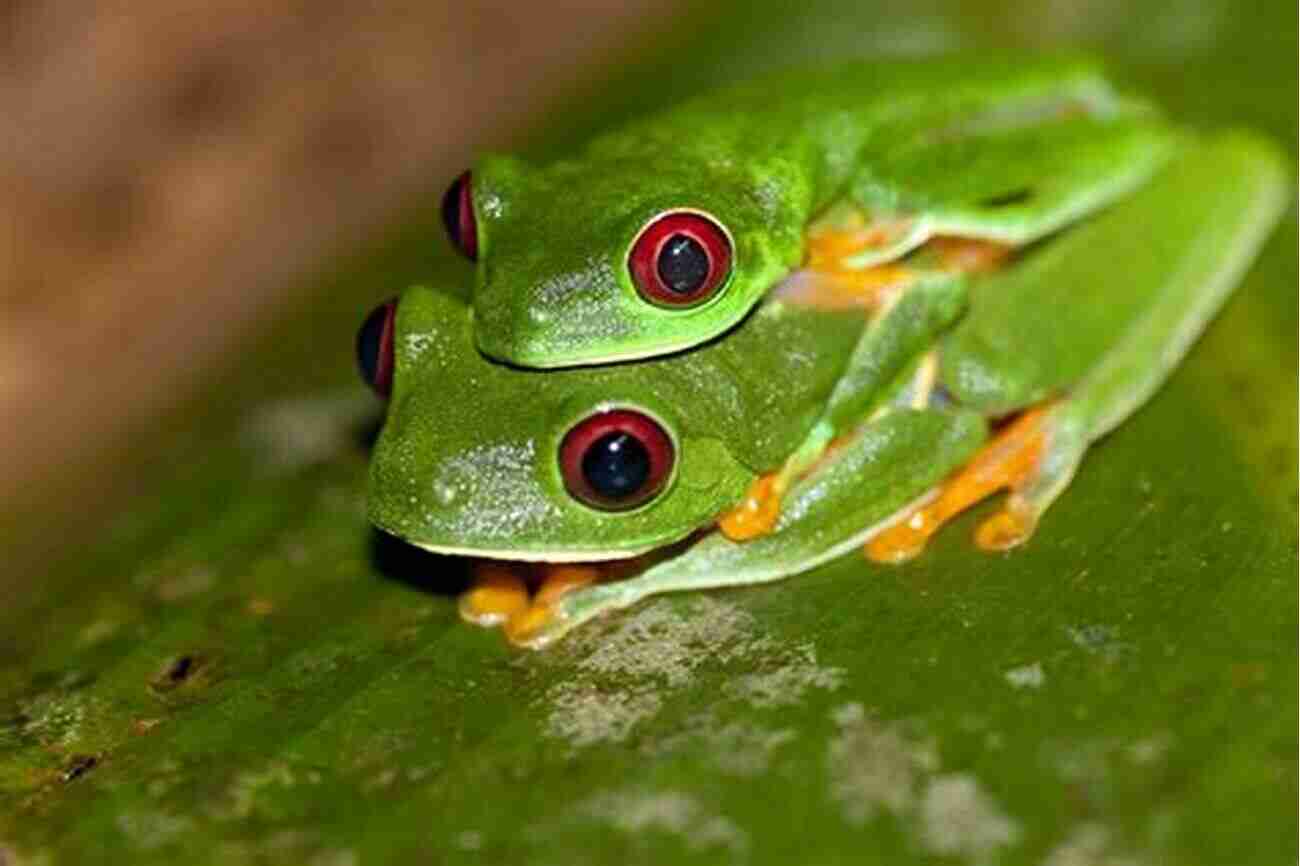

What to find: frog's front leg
left=459, top=562, right=531, bottom=626
left=507, top=409, right=987, bottom=649
left=721, top=276, right=968, bottom=541
left=460, top=562, right=601, bottom=638
left=792, top=214, right=1007, bottom=313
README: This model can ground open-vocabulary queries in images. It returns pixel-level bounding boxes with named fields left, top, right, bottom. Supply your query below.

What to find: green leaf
left=2, top=2, right=1294, bottom=864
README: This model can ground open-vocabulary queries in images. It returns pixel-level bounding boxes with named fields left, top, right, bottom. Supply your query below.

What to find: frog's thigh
left=508, top=409, right=986, bottom=649
left=895, top=132, right=1288, bottom=557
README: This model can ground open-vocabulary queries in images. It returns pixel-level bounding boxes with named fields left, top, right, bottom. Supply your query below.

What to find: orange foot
left=461, top=562, right=603, bottom=644
left=504, top=564, right=605, bottom=645
left=783, top=222, right=917, bottom=312
left=805, top=220, right=913, bottom=267
left=458, top=562, right=529, bottom=626
left=865, top=406, right=1050, bottom=563
left=718, top=474, right=785, bottom=541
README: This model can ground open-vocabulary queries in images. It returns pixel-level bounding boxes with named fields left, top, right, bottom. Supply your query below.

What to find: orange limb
left=776, top=265, right=914, bottom=312
left=717, top=428, right=859, bottom=543
left=801, top=222, right=916, bottom=311
left=794, top=229, right=1014, bottom=314
left=718, top=473, right=785, bottom=541
left=805, top=221, right=909, bottom=268
left=533, top=564, right=601, bottom=606
left=459, top=562, right=530, bottom=626
left=928, top=236, right=1014, bottom=274
left=460, top=561, right=608, bottom=644
left=503, top=605, right=557, bottom=646
left=865, top=407, right=1049, bottom=563
left=504, top=564, right=603, bottom=645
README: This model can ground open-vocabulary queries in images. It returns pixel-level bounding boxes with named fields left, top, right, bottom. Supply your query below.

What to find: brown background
left=1, top=0, right=682, bottom=555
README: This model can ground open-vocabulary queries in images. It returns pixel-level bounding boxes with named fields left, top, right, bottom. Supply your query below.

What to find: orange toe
left=865, top=511, right=936, bottom=564
left=718, top=474, right=783, bottom=541
left=459, top=563, right=529, bottom=627
left=503, top=603, right=558, bottom=646
left=974, top=507, right=1035, bottom=551
left=864, top=407, right=1050, bottom=564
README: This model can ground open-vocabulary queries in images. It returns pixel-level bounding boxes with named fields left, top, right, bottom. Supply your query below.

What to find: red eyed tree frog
left=443, top=56, right=1183, bottom=371
left=358, top=66, right=1286, bottom=648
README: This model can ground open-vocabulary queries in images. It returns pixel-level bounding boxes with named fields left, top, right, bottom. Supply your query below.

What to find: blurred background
left=2, top=0, right=1294, bottom=586
left=0, top=0, right=686, bottom=580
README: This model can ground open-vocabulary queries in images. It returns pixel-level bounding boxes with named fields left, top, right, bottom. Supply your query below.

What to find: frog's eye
left=559, top=409, right=675, bottom=510
left=628, top=211, right=732, bottom=307
left=441, top=170, right=478, bottom=261
left=356, top=298, right=397, bottom=397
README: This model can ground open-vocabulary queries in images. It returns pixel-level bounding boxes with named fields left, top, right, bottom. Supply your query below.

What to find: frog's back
left=583, top=54, right=1122, bottom=199
left=466, top=54, right=1170, bottom=372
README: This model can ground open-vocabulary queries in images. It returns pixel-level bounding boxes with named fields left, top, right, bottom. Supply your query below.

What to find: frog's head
left=442, top=150, right=811, bottom=368
left=359, top=285, right=755, bottom=561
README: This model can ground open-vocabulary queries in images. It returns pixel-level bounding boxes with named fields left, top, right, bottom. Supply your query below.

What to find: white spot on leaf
left=1004, top=661, right=1045, bottom=689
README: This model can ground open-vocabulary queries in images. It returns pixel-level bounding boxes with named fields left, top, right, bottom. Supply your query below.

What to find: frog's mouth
left=367, top=472, right=713, bottom=566
left=430, top=534, right=703, bottom=633
left=407, top=539, right=665, bottom=564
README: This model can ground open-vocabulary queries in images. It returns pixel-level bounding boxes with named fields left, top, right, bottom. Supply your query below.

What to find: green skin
left=373, top=126, right=1286, bottom=648
left=468, top=55, right=1181, bottom=368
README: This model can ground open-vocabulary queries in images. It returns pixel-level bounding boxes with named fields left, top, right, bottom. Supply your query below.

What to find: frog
left=360, top=128, right=1286, bottom=649
left=441, top=55, right=1185, bottom=370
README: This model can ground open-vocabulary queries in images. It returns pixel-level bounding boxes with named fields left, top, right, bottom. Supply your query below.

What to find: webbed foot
left=460, top=562, right=605, bottom=649
left=458, top=563, right=529, bottom=626
left=717, top=473, right=785, bottom=541
left=865, top=405, right=1052, bottom=562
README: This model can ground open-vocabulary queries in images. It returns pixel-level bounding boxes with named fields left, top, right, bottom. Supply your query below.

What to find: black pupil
left=582, top=432, right=651, bottom=501
left=656, top=233, right=710, bottom=295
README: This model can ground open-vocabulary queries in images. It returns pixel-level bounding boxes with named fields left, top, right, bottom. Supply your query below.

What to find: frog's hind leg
left=873, top=131, right=1289, bottom=562
left=865, top=405, right=1054, bottom=562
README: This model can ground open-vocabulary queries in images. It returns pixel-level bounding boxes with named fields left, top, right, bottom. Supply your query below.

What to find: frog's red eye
left=356, top=298, right=397, bottom=397
left=560, top=409, right=675, bottom=510
left=628, top=211, right=732, bottom=307
left=441, top=170, right=478, bottom=260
